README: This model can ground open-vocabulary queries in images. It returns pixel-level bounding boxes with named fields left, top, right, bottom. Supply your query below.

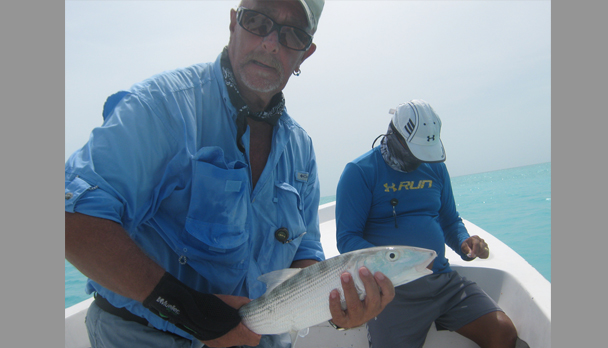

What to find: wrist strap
left=143, top=272, right=241, bottom=341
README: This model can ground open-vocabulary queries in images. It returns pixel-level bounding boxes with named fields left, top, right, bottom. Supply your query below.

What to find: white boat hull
left=65, top=201, right=551, bottom=347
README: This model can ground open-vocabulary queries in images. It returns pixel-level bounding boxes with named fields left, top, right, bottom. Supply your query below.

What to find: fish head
left=356, top=246, right=437, bottom=287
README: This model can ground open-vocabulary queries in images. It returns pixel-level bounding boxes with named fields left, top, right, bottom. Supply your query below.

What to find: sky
left=65, top=0, right=551, bottom=198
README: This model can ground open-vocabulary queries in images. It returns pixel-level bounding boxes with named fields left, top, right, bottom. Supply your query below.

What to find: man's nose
left=261, top=29, right=280, bottom=54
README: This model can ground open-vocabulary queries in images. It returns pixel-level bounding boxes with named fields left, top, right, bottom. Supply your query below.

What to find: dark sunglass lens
left=242, top=11, right=273, bottom=36
left=281, top=27, right=311, bottom=50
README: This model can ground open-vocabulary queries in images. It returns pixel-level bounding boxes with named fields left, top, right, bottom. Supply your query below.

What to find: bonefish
left=239, top=245, right=437, bottom=346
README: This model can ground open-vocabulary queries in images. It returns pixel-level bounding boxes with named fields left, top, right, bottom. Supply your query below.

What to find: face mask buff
left=380, top=123, right=423, bottom=173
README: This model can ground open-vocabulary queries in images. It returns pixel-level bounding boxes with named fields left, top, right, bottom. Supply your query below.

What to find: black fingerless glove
left=142, top=272, right=242, bottom=341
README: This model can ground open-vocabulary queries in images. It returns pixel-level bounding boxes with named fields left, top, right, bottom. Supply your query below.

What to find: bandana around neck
left=220, top=47, right=285, bottom=152
left=380, top=124, right=422, bottom=173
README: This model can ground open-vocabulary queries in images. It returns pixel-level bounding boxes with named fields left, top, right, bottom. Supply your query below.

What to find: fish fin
left=290, top=329, right=299, bottom=347
left=257, top=268, right=302, bottom=294
left=288, top=327, right=308, bottom=347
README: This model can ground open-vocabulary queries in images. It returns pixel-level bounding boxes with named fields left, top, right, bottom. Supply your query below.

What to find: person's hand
left=200, top=294, right=261, bottom=347
left=461, top=235, right=490, bottom=259
left=328, top=266, right=395, bottom=329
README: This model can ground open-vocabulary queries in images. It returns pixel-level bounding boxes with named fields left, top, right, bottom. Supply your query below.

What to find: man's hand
left=328, top=266, right=395, bottom=329
left=461, top=235, right=490, bottom=259
left=201, top=294, right=261, bottom=347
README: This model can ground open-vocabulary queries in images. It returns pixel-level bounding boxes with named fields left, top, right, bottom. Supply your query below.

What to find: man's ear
left=229, top=8, right=237, bottom=34
left=298, top=43, right=317, bottom=68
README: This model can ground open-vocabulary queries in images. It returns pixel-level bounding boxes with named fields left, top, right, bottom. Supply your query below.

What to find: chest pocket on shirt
left=183, top=147, right=249, bottom=269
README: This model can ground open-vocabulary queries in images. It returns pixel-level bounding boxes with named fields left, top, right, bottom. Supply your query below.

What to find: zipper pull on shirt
left=390, top=198, right=399, bottom=228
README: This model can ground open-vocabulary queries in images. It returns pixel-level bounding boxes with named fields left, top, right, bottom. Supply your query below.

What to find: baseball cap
left=297, top=0, right=324, bottom=33
left=389, top=99, right=446, bottom=163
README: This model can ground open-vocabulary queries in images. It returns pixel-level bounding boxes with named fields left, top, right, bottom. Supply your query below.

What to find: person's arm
left=65, top=212, right=163, bottom=302
left=336, top=162, right=376, bottom=254
left=65, top=213, right=262, bottom=347
left=290, top=259, right=318, bottom=268
left=65, top=91, right=259, bottom=346
left=436, top=163, right=480, bottom=260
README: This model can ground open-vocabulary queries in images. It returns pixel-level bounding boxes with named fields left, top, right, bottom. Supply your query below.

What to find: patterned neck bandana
left=380, top=123, right=422, bottom=173
left=220, top=47, right=285, bottom=153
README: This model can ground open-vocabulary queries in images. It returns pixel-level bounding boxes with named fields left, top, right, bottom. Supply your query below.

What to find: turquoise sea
left=65, top=162, right=551, bottom=308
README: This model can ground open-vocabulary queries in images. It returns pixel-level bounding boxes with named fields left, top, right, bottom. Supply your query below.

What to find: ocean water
left=450, top=162, right=551, bottom=282
left=65, top=162, right=551, bottom=308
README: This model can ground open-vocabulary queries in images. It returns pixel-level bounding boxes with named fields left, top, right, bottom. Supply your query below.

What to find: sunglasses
left=236, top=7, right=313, bottom=51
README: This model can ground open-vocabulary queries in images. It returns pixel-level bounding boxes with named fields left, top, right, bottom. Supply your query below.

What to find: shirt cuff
left=65, top=176, right=124, bottom=225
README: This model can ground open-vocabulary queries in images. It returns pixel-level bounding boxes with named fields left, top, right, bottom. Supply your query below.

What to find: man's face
left=228, top=0, right=316, bottom=99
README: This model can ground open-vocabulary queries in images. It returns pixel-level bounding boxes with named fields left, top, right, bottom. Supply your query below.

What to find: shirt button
left=275, top=227, right=289, bottom=243
left=65, top=192, right=73, bottom=200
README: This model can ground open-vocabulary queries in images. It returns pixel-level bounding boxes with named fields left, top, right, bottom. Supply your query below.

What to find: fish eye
left=386, top=251, right=399, bottom=262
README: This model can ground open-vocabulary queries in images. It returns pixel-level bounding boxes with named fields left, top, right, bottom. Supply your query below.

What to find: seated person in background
left=335, top=99, right=529, bottom=348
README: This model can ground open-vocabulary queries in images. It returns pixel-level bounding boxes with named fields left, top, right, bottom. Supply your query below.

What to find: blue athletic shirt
left=335, top=146, right=471, bottom=274
left=64, top=53, right=324, bottom=339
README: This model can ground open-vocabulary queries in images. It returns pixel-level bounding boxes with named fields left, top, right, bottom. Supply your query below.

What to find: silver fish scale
left=240, top=252, right=358, bottom=335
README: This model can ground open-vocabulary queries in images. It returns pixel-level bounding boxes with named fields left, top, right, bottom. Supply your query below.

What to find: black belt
left=94, top=293, right=150, bottom=326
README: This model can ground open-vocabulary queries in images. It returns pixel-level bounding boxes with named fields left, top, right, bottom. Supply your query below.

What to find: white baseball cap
left=297, top=0, right=324, bottom=33
left=389, top=99, right=446, bottom=163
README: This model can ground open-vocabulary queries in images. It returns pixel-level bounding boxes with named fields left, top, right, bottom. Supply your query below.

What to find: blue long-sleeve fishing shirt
left=335, top=146, right=471, bottom=274
left=64, top=53, right=324, bottom=339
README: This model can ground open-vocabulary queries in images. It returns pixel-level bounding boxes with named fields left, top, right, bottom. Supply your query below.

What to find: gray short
left=367, top=271, right=502, bottom=348
left=85, top=300, right=290, bottom=348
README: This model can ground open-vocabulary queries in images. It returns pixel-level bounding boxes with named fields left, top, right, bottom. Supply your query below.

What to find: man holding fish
left=65, top=1, right=393, bottom=347
left=336, top=100, right=528, bottom=347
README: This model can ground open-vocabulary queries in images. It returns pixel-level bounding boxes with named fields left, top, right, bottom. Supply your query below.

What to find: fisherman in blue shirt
left=335, top=100, right=528, bottom=348
left=65, top=1, right=395, bottom=347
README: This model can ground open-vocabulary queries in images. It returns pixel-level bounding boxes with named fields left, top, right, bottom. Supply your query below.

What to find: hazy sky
left=65, top=0, right=551, bottom=198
